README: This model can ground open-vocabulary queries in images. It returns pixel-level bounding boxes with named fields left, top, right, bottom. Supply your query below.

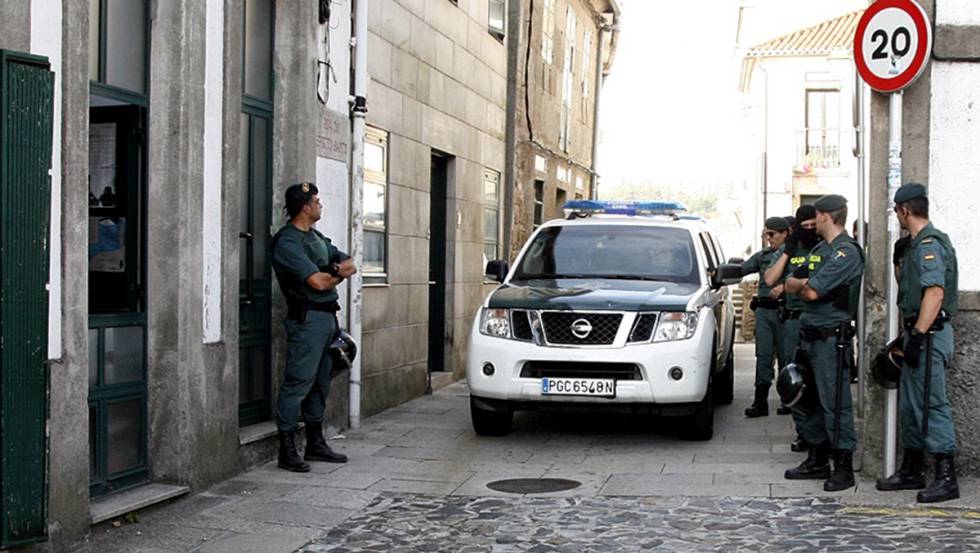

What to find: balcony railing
left=795, top=128, right=840, bottom=173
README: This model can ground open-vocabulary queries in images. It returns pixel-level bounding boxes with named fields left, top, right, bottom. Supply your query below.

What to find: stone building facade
left=0, top=0, right=354, bottom=549
left=510, top=0, right=620, bottom=255
left=862, top=0, right=980, bottom=477
left=359, top=0, right=510, bottom=415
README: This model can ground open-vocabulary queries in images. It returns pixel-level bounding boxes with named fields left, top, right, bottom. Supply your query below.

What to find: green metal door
left=0, top=50, right=54, bottom=549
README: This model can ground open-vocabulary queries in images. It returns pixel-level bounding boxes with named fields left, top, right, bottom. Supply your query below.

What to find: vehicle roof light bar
left=562, top=199, right=688, bottom=218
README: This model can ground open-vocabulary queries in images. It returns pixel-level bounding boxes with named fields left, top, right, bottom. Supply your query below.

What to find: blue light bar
left=562, top=199, right=688, bottom=216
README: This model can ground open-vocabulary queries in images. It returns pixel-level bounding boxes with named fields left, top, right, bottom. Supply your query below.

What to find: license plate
left=541, top=377, right=616, bottom=397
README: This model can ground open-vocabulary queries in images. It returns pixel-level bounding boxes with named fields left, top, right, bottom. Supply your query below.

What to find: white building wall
left=31, top=0, right=63, bottom=359
left=314, top=11, right=353, bottom=326
left=928, top=61, right=980, bottom=291
left=202, top=0, right=224, bottom=343
left=746, top=54, right=864, bottom=235
left=936, top=0, right=980, bottom=25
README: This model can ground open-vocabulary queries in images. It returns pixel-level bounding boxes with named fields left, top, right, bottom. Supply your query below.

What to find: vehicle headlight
left=653, top=311, right=698, bottom=342
left=480, top=308, right=511, bottom=338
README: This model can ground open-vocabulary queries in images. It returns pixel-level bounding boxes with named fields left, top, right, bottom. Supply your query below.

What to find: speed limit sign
left=854, top=0, right=932, bottom=92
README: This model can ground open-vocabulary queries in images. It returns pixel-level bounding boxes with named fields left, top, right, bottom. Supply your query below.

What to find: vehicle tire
left=713, top=345, right=735, bottom=406
left=470, top=396, right=513, bottom=436
left=682, top=378, right=715, bottom=441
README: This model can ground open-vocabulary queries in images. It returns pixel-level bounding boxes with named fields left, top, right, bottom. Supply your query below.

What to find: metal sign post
left=853, top=0, right=932, bottom=477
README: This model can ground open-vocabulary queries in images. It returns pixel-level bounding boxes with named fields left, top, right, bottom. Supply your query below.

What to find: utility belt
left=286, top=295, right=341, bottom=323
left=902, top=310, right=950, bottom=333
left=800, top=323, right=855, bottom=342
left=750, top=297, right=781, bottom=311
left=779, top=307, right=802, bottom=322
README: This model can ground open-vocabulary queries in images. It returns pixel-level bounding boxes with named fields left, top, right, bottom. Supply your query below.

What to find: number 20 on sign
left=854, top=0, right=932, bottom=93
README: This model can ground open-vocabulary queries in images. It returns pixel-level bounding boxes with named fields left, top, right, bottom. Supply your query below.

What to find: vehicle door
left=697, top=231, right=725, bottom=368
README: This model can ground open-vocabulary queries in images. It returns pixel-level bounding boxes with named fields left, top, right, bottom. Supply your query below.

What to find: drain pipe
left=348, top=0, right=368, bottom=430
left=502, top=0, right=521, bottom=261
left=589, top=2, right=620, bottom=200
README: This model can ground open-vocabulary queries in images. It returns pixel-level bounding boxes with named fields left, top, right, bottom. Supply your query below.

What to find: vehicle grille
left=521, top=361, right=642, bottom=381
left=628, top=313, right=658, bottom=343
left=541, top=312, right=622, bottom=345
left=512, top=310, right=533, bottom=341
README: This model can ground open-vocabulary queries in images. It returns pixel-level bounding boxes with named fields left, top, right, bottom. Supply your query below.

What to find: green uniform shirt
left=272, top=224, right=350, bottom=304
left=898, top=223, right=959, bottom=319
left=742, top=247, right=781, bottom=298
left=781, top=247, right=811, bottom=311
left=800, top=232, right=864, bottom=328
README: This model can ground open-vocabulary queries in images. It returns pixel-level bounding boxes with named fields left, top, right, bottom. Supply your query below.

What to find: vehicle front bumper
left=466, top=315, right=714, bottom=411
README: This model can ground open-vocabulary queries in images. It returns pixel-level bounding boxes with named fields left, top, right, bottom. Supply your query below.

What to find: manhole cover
left=486, top=478, right=581, bottom=494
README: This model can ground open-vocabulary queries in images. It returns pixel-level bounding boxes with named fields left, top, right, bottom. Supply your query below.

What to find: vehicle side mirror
left=712, top=263, right=743, bottom=288
left=727, top=257, right=744, bottom=265
left=485, top=260, right=509, bottom=283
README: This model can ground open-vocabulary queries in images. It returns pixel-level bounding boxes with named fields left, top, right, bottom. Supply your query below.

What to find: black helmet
left=777, top=353, right=817, bottom=416
left=329, top=329, right=357, bottom=375
left=871, top=336, right=904, bottom=389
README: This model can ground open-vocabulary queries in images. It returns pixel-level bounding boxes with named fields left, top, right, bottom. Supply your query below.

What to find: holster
left=286, top=295, right=309, bottom=324
left=903, top=310, right=950, bottom=332
left=779, top=307, right=801, bottom=322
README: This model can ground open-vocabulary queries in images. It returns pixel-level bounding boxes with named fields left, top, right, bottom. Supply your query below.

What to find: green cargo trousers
left=754, top=307, right=783, bottom=387
left=797, top=334, right=856, bottom=451
left=275, top=310, right=338, bottom=433
left=900, top=326, right=957, bottom=454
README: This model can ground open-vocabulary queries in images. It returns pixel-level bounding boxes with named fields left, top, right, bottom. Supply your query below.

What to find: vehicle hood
left=487, top=279, right=699, bottom=311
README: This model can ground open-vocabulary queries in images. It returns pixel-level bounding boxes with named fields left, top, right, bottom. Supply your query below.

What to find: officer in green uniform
left=741, top=216, right=790, bottom=417
left=271, top=183, right=357, bottom=472
left=876, top=183, right=960, bottom=503
left=765, top=205, right=821, bottom=451
left=783, top=195, right=864, bottom=491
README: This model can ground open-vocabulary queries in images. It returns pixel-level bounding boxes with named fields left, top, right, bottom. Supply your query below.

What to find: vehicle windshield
left=513, top=224, right=700, bottom=284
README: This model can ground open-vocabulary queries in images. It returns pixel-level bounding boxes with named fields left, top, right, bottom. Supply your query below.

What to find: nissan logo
left=570, top=318, right=593, bottom=339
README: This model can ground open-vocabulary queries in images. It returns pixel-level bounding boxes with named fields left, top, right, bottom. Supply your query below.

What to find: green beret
left=894, top=182, right=927, bottom=204
left=764, top=216, right=789, bottom=231
left=814, top=194, right=847, bottom=212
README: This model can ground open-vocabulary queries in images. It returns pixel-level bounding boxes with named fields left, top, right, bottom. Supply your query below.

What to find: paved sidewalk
left=74, top=344, right=980, bottom=553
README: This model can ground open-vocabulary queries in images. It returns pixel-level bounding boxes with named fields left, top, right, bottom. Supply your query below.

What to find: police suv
left=467, top=200, right=743, bottom=440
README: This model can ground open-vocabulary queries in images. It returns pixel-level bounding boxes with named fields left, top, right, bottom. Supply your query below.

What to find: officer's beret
left=814, top=194, right=847, bottom=212
left=765, top=216, right=789, bottom=231
left=894, top=182, right=927, bottom=204
left=795, top=204, right=817, bottom=221
left=284, top=182, right=320, bottom=216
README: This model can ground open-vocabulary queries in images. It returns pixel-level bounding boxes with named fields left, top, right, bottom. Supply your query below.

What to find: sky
left=595, top=0, right=744, bottom=194
left=595, top=0, right=869, bottom=196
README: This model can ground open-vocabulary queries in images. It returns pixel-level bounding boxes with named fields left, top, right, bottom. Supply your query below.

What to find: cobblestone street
left=75, top=345, right=980, bottom=552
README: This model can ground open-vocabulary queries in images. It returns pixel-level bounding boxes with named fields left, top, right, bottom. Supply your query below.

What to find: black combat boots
left=278, top=431, right=310, bottom=472
left=784, top=442, right=830, bottom=480
left=876, top=449, right=926, bottom=491
left=917, top=453, right=960, bottom=503
left=824, top=449, right=855, bottom=492
left=304, top=421, right=348, bottom=463
left=744, top=385, right=770, bottom=418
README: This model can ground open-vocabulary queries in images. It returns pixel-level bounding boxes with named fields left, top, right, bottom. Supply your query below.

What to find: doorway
left=428, top=153, right=451, bottom=376
left=87, top=104, right=148, bottom=497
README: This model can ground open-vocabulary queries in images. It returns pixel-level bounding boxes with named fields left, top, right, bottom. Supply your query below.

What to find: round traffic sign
left=854, top=0, right=932, bottom=93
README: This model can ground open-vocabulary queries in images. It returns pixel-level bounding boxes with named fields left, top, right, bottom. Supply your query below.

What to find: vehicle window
left=699, top=232, right=718, bottom=270
left=513, top=225, right=700, bottom=284
left=709, top=233, right=726, bottom=265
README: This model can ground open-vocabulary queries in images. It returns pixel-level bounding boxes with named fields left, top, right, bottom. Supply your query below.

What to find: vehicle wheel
left=713, top=346, right=735, bottom=406
left=683, top=379, right=715, bottom=441
left=470, top=396, right=513, bottom=436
